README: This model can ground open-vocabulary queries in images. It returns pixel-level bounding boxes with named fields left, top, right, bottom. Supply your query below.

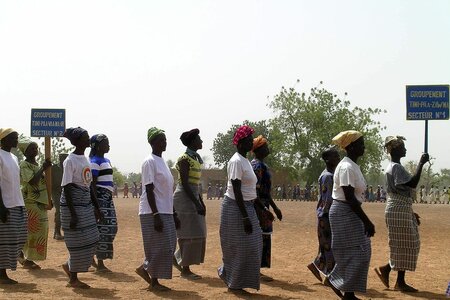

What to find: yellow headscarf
left=384, top=136, right=406, bottom=154
left=18, top=137, right=35, bottom=154
left=0, top=128, right=17, bottom=141
left=252, top=135, right=268, bottom=152
left=332, top=130, right=363, bottom=150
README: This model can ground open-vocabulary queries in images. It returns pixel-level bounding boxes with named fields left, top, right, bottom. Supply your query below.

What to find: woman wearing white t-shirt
left=327, top=130, right=375, bottom=300
left=135, top=127, right=180, bottom=292
left=60, top=127, right=101, bottom=289
left=0, top=128, right=27, bottom=284
left=218, top=125, right=265, bottom=294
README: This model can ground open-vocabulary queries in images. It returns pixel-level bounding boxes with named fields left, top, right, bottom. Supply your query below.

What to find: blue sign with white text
left=31, top=108, right=66, bottom=137
left=406, top=85, right=449, bottom=120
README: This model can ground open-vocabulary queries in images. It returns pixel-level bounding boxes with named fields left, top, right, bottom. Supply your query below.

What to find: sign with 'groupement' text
left=406, top=85, right=449, bottom=120
left=31, top=108, right=66, bottom=137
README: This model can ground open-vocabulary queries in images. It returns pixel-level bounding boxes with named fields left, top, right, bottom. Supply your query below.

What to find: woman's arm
left=63, top=183, right=78, bottom=229
left=231, top=179, right=252, bottom=234
left=145, top=183, right=163, bottom=232
left=404, top=153, right=429, bottom=189
left=178, top=159, right=204, bottom=215
left=342, top=185, right=375, bottom=237
left=28, top=159, right=52, bottom=186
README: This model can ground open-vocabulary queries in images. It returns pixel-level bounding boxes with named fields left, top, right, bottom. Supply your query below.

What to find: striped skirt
left=328, top=200, right=371, bottom=293
left=385, top=193, right=420, bottom=271
left=140, top=214, right=176, bottom=279
left=95, top=187, right=118, bottom=260
left=23, top=202, right=49, bottom=261
left=218, top=196, right=262, bottom=290
left=61, top=186, right=99, bottom=273
left=0, top=206, right=27, bottom=270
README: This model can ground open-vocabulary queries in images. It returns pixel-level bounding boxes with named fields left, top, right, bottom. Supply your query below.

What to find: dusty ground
left=1, top=198, right=449, bottom=299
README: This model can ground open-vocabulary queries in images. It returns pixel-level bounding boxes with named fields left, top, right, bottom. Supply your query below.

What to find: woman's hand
left=364, top=220, right=375, bottom=237
left=414, top=212, right=421, bottom=226
left=42, top=158, right=52, bottom=170
left=243, top=217, right=252, bottom=234
left=196, top=204, right=206, bottom=216
left=273, top=207, right=282, bottom=221
left=94, top=208, right=103, bottom=223
left=0, top=205, right=9, bottom=223
left=70, top=214, right=78, bottom=229
left=46, top=201, right=53, bottom=211
left=419, top=153, right=430, bottom=165
left=153, top=214, right=163, bottom=232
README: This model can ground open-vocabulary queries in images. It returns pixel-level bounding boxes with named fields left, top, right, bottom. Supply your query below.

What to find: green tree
left=112, top=167, right=126, bottom=187
left=269, top=83, right=386, bottom=184
left=126, top=172, right=142, bottom=185
left=37, top=137, right=74, bottom=164
left=211, top=120, right=278, bottom=169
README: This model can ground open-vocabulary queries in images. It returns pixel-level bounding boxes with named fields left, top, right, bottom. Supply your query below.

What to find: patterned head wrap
left=90, top=134, right=108, bottom=149
left=232, top=125, right=255, bottom=145
left=252, top=135, right=267, bottom=152
left=18, top=137, right=35, bottom=154
left=332, top=130, right=363, bottom=150
left=0, top=128, right=17, bottom=141
left=384, top=135, right=406, bottom=154
left=147, top=127, right=165, bottom=143
left=180, top=128, right=200, bottom=146
left=64, top=127, right=88, bottom=144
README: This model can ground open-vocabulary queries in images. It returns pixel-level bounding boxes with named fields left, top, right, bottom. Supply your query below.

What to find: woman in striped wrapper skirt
left=374, top=136, right=429, bottom=293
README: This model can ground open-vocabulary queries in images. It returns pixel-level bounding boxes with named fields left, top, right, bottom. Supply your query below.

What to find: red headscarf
left=232, top=125, right=255, bottom=145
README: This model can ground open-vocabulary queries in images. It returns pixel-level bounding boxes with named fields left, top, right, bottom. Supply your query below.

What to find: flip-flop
left=374, top=267, right=389, bottom=288
left=66, top=281, right=91, bottom=289
left=135, top=266, right=152, bottom=285
left=181, top=273, right=202, bottom=280
left=394, top=284, right=418, bottom=293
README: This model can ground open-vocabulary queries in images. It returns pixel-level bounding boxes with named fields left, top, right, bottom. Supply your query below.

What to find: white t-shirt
left=332, top=156, right=366, bottom=203
left=0, top=149, right=24, bottom=208
left=61, top=153, right=92, bottom=187
left=139, top=154, right=174, bottom=215
left=225, top=152, right=257, bottom=201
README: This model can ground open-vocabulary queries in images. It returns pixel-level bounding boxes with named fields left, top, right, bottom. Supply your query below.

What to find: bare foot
left=66, top=280, right=91, bottom=289
left=135, top=265, right=152, bottom=284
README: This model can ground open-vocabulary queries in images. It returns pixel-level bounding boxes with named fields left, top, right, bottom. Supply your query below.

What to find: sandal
left=66, top=281, right=91, bottom=289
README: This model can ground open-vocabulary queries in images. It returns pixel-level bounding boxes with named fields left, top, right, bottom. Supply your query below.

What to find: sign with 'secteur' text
left=406, top=85, right=449, bottom=120
left=31, top=108, right=66, bottom=137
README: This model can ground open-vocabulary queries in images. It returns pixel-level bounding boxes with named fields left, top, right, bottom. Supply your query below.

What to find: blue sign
left=406, top=85, right=449, bottom=120
left=31, top=108, right=66, bottom=137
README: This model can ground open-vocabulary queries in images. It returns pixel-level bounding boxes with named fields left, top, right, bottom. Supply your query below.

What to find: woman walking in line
left=135, top=127, right=180, bottom=292
left=307, top=147, right=340, bottom=288
left=251, top=135, right=282, bottom=282
left=374, top=136, right=429, bottom=292
left=218, top=125, right=266, bottom=294
left=327, top=130, right=375, bottom=300
left=89, top=134, right=118, bottom=273
left=18, top=138, right=52, bottom=270
left=173, top=129, right=207, bottom=279
left=0, top=128, right=27, bottom=284
left=60, top=127, right=100, bottom=289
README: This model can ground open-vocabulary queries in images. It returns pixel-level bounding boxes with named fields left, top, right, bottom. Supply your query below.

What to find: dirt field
left=1, top=198, right=449, bottom=299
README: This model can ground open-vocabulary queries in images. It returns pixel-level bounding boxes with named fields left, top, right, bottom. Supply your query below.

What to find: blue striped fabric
left=218, top=196, right=262, bottom=290
left=90, top=156, right=114, bottom=191
left=328, top=200, right=371, bottom=293
left=140, top=214, right=176, bottom=279
left=0, top=206, right=27, bottom=270
left=61, top=185, right=99, bottom=272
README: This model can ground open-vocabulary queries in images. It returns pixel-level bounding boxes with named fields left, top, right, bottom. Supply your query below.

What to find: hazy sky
left=1, top=1, right=449, bottom=174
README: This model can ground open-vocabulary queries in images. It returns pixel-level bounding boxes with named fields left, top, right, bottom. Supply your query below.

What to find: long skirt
left=23, top=202, right=48, bottom=261
left=328, top=200, right=371, bottom=293
left=95, top=187, right=118, bottom=260
left=312, top=214, right=335, bottom=275
left=61, top=186, right=99, bottom=273
left=0, top=206, right=27, bottom=270
left=218, top=196, right=262, bottom=290
left=385, top=193, right=420, bottom=271
left=140, top=214, right=176, bottom=279
left=173, top=184, right=206, bottom=266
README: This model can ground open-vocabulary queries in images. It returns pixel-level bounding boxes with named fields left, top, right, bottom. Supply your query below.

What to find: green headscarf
left=18, top=137, right=34, bottom=154
left=147, top=127, right=165, bottom=143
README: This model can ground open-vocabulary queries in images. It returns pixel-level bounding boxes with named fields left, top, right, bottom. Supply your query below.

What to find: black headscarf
left=180, top=128, right=200, bottom=146
left=64, top=127, right=88, bottom=145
